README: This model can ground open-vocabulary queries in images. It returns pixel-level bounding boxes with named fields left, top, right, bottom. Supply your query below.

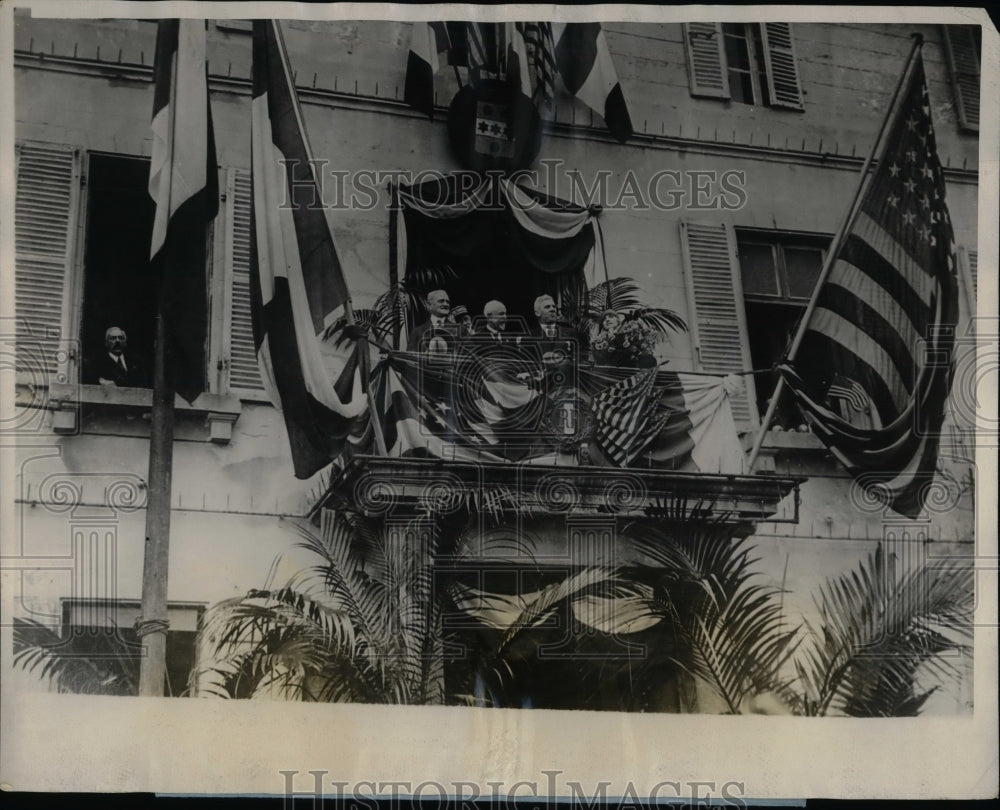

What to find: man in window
left=92, top=326, right=139, bottom=387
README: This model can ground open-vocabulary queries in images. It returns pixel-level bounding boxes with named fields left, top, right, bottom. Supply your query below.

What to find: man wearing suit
left=93, top=325, right=138, bottom=386
left=408, top=288, right=457, bottom=354
left=479, top=299, right=519, bottom=346
left=529, top=295, right=577, bottom=365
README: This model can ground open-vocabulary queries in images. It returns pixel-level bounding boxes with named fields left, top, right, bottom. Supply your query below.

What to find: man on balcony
left=408, top=288, right=457, bottom=354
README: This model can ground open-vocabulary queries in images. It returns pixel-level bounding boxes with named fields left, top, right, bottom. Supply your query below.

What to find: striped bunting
left=782, top=53, right=960, bottom=518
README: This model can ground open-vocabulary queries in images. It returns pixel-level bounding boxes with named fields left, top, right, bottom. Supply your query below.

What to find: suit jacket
left=528, top=323, right=577, bottom=358
left=91, top=352, right=139, bottom=387
left=408, top=319, right=458, bottom=353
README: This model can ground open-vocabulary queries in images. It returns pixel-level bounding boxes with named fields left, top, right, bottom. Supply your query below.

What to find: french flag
left=404, top=22, right=450, bottom=118
left=552, top=22, right=634, bottom=143
left=250, top=20, right=368, bottom=479
left=148, top=19, right=219, bottom=404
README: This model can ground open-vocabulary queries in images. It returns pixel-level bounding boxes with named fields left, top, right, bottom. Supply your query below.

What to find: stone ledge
left=43, top=382, right=243, bottom=444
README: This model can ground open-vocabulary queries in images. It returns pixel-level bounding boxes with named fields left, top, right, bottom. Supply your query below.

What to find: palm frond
left=794, top=546, right=974, bottom=716
left=13, top=617, right=139, bottom=695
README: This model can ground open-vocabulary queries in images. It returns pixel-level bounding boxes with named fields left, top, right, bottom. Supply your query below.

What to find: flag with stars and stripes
left=780, top=50, right=960, bottom=518
left=520, top=22, right=557, bottom=113
left=591, top=369, right=668, bottom=467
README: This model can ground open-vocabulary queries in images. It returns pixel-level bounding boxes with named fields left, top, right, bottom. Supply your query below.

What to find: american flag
left=520, top=22, right=557, bottom=112
left=781, top=51, right=960, bottom=518
left=592, top=369, right=668, bottom=467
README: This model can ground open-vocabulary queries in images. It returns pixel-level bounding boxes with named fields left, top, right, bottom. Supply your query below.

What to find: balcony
left=316, top=455, right=803, bottom=536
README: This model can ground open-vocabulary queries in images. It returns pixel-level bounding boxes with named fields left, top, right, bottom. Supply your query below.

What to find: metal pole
left=138, top=305, right=174, bottom=696
left=747, top=34, right=924, bottom=471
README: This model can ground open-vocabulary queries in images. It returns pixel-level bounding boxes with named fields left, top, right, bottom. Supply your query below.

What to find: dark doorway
left=80, top=153, right=156, bottom=387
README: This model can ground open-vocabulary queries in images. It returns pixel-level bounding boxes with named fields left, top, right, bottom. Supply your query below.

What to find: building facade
left=8, top=14, right=980, bottom=711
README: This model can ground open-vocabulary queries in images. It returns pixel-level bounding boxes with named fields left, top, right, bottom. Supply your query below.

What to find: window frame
left=13, top=140, right=247, bottom=439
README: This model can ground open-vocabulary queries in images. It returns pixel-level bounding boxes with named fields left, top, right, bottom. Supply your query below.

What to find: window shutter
left=680, top=220, right=758, bottom=430
left=683, top=23, right=730, bottom=99
left=958, top=246, right=978, bottom=332
left=942, top=25, right=980, bottom=132
left=14, top=142, right=81, bottom=382
left=224, top=168, right=265, bottom=394
left=760, top=23, right=804, bottom=110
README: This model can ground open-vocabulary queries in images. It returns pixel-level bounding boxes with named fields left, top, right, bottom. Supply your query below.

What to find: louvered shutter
left=683, top=23, right=729, bottom=99
left=14, top=142, right=81, bottom=382
left=942, top=25, right=980, bottom=132
left=223, top=168, right=265, bottom=394
left=958, top=246, right=978, bottom=332
left=760, top=23, right=804, bottom=110
left=680, top=221, right=758, bottom=430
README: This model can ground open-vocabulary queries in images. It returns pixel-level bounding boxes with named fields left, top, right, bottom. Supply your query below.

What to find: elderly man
left=408, top=288, right=456, bottom=353
left=480, top=299, right=513, bottom=344
left=94, top=326, right=138, bottom=386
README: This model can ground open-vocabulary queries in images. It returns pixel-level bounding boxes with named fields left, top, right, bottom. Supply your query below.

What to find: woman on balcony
left=590, top=310, right=657, bottom=369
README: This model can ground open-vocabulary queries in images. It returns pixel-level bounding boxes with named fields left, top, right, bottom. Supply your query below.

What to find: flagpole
left=138, top=304, right=175, bottom=696
left=747, top=33, right=924, bottom=470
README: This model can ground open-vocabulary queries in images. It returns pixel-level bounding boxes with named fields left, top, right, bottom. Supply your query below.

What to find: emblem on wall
left=447, top=79, right=542, bottom=174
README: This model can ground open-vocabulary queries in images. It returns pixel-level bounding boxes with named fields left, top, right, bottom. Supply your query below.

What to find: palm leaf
left=794, top=546, right=974, bottom=716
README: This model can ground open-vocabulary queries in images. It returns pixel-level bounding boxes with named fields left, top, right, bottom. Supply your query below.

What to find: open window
left=79, top=153, right=157, bottom=388
left=684, top=22, right=805, bottom=110
left=737, top=229, right=829, bottom=428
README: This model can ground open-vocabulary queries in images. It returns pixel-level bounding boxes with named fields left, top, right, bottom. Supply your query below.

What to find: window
left=13, top=141, right=252, bottom=438
left=79, top=153, right=156, bottom=388
left=942, top=25, right=981, bottom=133
left=684, top=22, right=804, bottom=110
left=15, top=599, right=205, bottom=697
left=738, top=230, right=829, bottom=429
left=721, top=24, right=769, bottom=106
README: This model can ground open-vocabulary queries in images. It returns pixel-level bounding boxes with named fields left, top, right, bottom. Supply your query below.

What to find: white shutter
left=14, top=142, right=81, bottom=382
left=680, top=221, right=758, bottom=430
left=958, top=246, right=978, bottom=333
left=760, top=23, right=804, bottom=111
left=683, top=23, right=729, bottom=99
left=223, top=168, right=265, bottom=394
left=942, top=25, right=980, bottom=132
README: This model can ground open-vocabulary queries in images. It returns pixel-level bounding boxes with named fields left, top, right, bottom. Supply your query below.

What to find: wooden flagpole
left=138, top=304, right=175, bottom=696
left=747, top=33, right=924, bottom=470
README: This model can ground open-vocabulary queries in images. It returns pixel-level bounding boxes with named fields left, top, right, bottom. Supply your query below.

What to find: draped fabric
left=368, top=350, right=746, bottom=474
left=396, top=174, right=606, bottom=294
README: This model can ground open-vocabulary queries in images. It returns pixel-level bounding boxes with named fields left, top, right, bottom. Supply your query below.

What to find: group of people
left=408, top=290, right=574, bottom=354
left=407, top=289, right=653, bottom=370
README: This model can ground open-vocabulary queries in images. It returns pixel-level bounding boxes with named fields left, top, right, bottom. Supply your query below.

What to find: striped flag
left=780, top=52, right=959, bottom=517
left=250, top=20, right=367, bottom=479
left=592, top=369, right=666, bottom=466
left=404, top=22, right=449, bottom=117
left=552, top=22, right=633, bottom=142
left=521, top=22, right=557, bottom=113
left=505, top=22, right=532, bottom=98
left=148, top=20, right=218, bottom=404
